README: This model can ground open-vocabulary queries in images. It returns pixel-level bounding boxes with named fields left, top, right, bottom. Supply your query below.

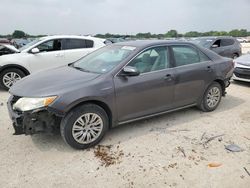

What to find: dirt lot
left=0, top=81, right=249, bottom=188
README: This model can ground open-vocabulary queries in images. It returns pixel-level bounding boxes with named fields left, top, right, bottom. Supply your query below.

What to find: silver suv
left=191, top=36, right=242, bottom=59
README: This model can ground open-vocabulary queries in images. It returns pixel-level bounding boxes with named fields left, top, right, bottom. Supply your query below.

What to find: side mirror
left=30, top=48, right=40, bottom=54
left=211, top=44, right=219, bottom=48
left=120, top=66, right=140, bottom=77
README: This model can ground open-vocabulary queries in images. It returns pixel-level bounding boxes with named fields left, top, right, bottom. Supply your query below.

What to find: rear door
left=61, top=38, right=95, bottom=63
left=170, top=45, right=214, bottom=107
left=114, top=46, right=176, bottom=122
left=220, top=39, right=235, bottom=58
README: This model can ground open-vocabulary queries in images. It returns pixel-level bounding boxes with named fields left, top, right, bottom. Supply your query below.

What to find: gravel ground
left=0, top=81, right=249, bottom=188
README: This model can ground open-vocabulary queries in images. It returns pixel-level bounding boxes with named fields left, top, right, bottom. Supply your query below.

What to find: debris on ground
left=94, top=145, right=124, bottom=167
left=200, top=132, right=206, bottom=141
left=177, top=146, right=186, bottom=157
left=149, top=128, right=190, bottom=134
left=208, top=162, right=222, bottom=168
left=200, top=132, right=225, bottom=148
left=243, top=136, right=250, bottom=141
left=0, top=102, right=3, bottom=106
left=243, top=167, right=250, bottom=176
left=168, top=163, right=178, bottom=169
left=225, top=144, right=244, bottom=152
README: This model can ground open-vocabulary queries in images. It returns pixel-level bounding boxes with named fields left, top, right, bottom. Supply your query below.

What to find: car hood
left=235, top=54, right=250, bottom=67
left=0, top=44, right=19, bottom=53
left=5, top=44, right=20, bottom=53
left=9, top=66, right=101, bottom=97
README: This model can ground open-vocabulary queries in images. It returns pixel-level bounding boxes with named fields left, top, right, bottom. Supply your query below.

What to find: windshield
left=191, top=38, right=214, bottom=48
left=19, top=38, right=41, bottom=51
left=72, top=45, right=136, bottom=74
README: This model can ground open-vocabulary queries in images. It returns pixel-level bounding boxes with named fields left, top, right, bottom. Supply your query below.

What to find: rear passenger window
left=221, top=39, right=234, bottom=46
left=172, top=46, right=200, bottom=67
left=199, top=51, right=210, bottom=62
left=85, top=40, right=94, bottom=48
left=62, top=39, right=94, bottom=50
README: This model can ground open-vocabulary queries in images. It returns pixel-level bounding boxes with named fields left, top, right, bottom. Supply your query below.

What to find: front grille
left=234, top=67, right=250, bottom=79
left=234, top=72, right=250, bottom=79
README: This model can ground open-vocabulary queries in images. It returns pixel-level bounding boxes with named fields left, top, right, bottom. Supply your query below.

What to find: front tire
left=60, top=104, right=109, bottom=149
left=198, top=82, right=222, bottom=112
left=0, top=68, right=26, bottom=90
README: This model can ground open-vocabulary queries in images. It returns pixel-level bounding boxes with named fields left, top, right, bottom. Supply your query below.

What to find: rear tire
left=0, top=68, right=26, bottom=90
left=60, top=104, right=109, bottom=149
left=198, top=82, right=222, bottom=112
left=232, top=53, right=239, bottom=59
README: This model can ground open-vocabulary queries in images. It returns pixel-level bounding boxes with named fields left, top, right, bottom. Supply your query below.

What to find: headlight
left=13, top=96, right=57, bottom=111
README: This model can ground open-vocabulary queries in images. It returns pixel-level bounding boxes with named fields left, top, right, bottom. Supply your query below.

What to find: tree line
left=1, top=29, right=250, bottom=39
left=96, top=29, right=250, bottom=39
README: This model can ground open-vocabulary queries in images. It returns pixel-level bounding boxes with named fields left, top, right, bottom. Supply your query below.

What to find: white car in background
left=0, top=35, right=106, bottom=90
left=237, top=38, right=249, bottom=43
left=233, top=54, right=250, bottom=82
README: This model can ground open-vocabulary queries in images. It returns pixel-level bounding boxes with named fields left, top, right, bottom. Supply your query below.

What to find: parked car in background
left=237, top=37, right=250, bottom=43
left=233, top=54, right=250, bottom=82
left=0, top=44, right=19, bottom=56
left=11, top=38, right=31, bottom=49
left=106, top=38, right=126, bottom=43
left=0, top=35, right=106, bottom=90
left=0, top=38, right=11, bottom=44
left=7, top=40, right=234, bottom=149
left=191, top=36, right=242, bottom=59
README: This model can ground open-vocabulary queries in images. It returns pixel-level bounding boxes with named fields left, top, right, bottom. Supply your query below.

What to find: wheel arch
left=65, top=99, right=113, bottom=129
left=0, top=64, right=30, bottom=76
left=214, top=79, right=226, bottom=96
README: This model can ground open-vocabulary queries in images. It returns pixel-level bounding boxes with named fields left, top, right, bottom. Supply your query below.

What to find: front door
left=114, top=46, right=175, bottom=122
left=28, top=39, right=65, bottom=72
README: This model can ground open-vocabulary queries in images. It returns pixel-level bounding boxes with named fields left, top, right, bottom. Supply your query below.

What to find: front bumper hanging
left=7, top=96, right=61, bottom=135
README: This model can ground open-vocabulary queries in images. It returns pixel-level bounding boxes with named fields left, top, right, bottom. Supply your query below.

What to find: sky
left=1, top=0, right=250, bottom=35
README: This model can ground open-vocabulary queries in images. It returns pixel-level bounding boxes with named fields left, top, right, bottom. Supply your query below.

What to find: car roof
left=195, top=36, right=235, bottom=40
left=112, top=40, right=196, bottom=48
left=39, top=35, right=104, bottom=41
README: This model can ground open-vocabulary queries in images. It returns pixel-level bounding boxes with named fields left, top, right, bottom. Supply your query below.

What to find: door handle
left=206, top=66, right=212, bottom=72
left=164, top=74, right=172, bottom=81
left=55, top=54, right=63, bottom=57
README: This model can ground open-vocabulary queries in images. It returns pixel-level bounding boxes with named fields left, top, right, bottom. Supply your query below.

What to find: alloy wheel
left=3, top=72, right=22, bottom=88
left=72, top=113, right=103, bottom=144
left=206, top=87, right=221, bottom=108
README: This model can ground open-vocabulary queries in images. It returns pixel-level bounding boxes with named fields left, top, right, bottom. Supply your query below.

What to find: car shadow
left=232, top=80, right=250, bottom=87
left=30, top=93, right=245, bottom=151
left=103, top=94, right=244, bottom=145
left=30, top=133, right=76, bottom=152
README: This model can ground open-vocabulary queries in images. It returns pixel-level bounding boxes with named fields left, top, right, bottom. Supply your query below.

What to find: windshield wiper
left=72, top=66, right=91, bottom=73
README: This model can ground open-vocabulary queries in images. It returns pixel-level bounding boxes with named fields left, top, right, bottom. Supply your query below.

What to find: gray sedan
left=8, top=40, right=234, bottom=149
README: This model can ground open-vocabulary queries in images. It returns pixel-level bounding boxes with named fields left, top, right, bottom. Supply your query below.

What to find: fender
left=0, top=64, right=30, bottom=75
left=61, top=96, right=115, bottom=128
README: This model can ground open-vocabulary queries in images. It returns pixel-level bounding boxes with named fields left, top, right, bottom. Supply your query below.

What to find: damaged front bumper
left=7, top=95, right=62, bottom=135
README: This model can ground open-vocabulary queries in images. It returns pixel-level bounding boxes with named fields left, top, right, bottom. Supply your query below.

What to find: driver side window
left=36, top=39, right=62, bottom=52
left=212, top=40, right=221, bottom=47
left=128, top=46, right=169, bottom=74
